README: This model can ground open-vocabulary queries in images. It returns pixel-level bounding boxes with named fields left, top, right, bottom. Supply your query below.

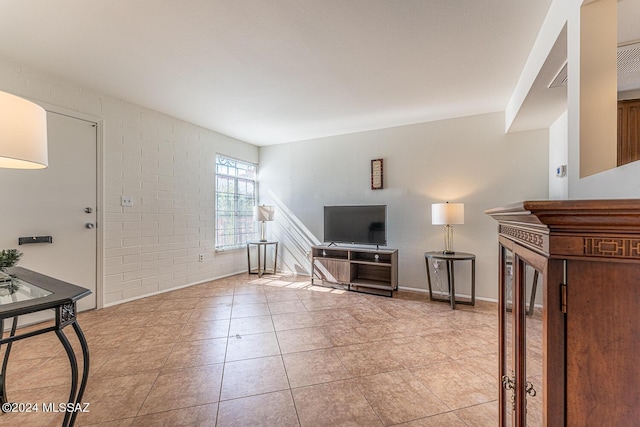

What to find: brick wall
left=0, top=57, right=259, bottom=306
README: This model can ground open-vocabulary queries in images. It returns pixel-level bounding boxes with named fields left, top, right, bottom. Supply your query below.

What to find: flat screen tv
left=324, top=205, right=387, bottom=246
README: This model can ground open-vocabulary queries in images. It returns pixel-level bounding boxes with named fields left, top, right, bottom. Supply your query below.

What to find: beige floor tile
left=411, top=360, right=496, bottom=410
left=5, top=273, right=505, bottom=426
left=229, top=315, right=274, bottom=335
left=87, top=325, right=180, bottom=351
left=232, top=293, right=268, bottom=305
left=307, top=307, right=360, bottom=326
left=347, top=305, right=396, bottom=324
left=393, top=412, right=467, bottom=426
left=138, top=365, right=223, bottom=415
left=420, top=331, right=493, bottom=360
left=82, top=311, right=151, bottom=330
left=271, top=312, right=316, bottom=331
left=292, top=379, right=383, bottom=427
left=130, top=403, right=218, bottom=426
left=267, top=299, right=308, bottom=315
left=0, top=384, right=68, bottom=427
left=142, top=309, right=193, bottom=326
left=276, top=327, right=332, bottom=354
left=384, top=336, right=452, bottom=369
left=156, top=298, right=201, bottom=311
left=107, top=296, right=164, bottom=315
left=79, top=418, right=135, bottom=426
left=180, top=319, right=230, bottom=341
left=94, top=344, right=172, bottom=378
left=301, top=297, right=352, bottom=311
left=318, top=324, right=370, bottom=346
left=334, top=342, right=404, bottom=376
left=217, top=390, right=298, bottom=427
left=164, top=337, right=227, bottom=369
left=458, top=352, right=499, bottom=387
left=375, top=300, right=428, bottom=320
left=220, top=355, right=289, bottom=400
left=231, top=303, right=270, bottom=318
left=265, top=290, right=303, bottom=303
left=189, top=305, right=233, bottom=322
left=79, top=372, right=159, bottom=424
left=225, top=331, right=281, bottom=361
left=2, top=332, right=61, bottom=360
left=357, top=369, right=450, bottom=425
left=195, top=295, right=234, bottom=307
left=5, top=356, right=69, bottom=391
left=283, top=348, right=351, bottom=388
left=453, top=400, right=499, bottom=426
left=233, top=285, right=266, bottom=296
left=353, top=321, right=414, bottom=342
left=167, top=286, right=216, bottom=299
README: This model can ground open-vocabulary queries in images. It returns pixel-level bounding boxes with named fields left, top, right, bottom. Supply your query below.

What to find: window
left=215, top=155, right=257, bottom=250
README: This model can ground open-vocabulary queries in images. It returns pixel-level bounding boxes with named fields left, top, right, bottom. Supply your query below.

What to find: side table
left=247, top=241, right=278, bottom=277
left=424, top=251, right=475, bottom=309
left=0, top=267, right=91, bottom=427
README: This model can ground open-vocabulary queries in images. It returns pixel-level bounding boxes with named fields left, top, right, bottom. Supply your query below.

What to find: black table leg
left=55, top=328, right=78, bottom=427
left=0, top=317, right=18, bottom=406
left=69, top=321, right=90, bottom=427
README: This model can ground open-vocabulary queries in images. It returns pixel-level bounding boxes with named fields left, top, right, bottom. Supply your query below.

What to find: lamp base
left=442, top=224, right=456, bottom=254
left=259, top=221, right=267, bottom=242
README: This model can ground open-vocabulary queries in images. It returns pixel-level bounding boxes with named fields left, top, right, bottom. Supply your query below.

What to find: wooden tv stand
left=311, top=245, right=398, bottom=297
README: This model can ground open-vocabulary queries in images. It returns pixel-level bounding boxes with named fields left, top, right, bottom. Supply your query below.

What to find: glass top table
left=0, top=267, right=91, bottom=427
left=0, top=275, right=52, bottom=304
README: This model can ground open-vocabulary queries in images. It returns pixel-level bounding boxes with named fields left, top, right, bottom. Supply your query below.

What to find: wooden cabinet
left=617, top=98, right=640, bottom=166
left=311, top=245, right=398, bottom=296
left=486, top=200, right=640, bottom=426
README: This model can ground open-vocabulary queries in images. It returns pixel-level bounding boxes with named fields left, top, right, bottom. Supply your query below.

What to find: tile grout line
left=213, top=283, right=245, bottom=426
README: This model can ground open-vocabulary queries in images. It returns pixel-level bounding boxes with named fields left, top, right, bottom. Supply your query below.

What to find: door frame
left=36, top=100, right=104, bottom=310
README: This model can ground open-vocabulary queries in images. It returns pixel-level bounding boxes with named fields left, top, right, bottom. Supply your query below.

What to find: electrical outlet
left=121, top=196, right=133, bottom=207
left=199, top=254, right=204, bottom=262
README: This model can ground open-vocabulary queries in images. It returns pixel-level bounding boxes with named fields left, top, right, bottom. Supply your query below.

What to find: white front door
left=0, top=111, right=97, bottom=315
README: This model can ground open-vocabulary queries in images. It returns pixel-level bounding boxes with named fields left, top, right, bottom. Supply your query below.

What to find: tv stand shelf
left=311, top=245, right=398, bottom=297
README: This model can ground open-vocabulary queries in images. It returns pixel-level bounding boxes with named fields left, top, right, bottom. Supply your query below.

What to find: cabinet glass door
left=501, top=246, right=544, bottom=426
left=500, top=245, right=515, bottom=426
left=524, top=264, right=542, bottom=426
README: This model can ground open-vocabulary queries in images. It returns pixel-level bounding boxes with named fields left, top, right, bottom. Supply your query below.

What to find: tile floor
left=0, top=273, right=503, bottom=426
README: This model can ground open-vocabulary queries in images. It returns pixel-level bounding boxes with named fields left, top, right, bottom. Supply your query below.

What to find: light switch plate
left=121, top=196, right=133, bottom=207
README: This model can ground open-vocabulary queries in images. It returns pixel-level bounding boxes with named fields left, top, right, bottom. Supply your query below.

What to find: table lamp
left=0, top=90, right=48, bottom=169
left=254, top=205, right=274, bottom=242
left=432, top=202, right=464, bottom=254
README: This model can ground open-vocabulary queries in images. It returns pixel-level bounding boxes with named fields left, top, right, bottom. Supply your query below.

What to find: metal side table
left=424, top=251, right=475, bottom=309
left=246, top=241, right=278, bottom=277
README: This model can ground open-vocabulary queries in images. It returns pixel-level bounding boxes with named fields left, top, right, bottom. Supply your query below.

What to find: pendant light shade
left=0, top=90, right=48, bottom=169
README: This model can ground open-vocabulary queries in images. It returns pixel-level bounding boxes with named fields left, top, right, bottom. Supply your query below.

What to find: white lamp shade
left=432, top=202, right=464, bottom=225
left=253, top=205, right=275, bottom=222
left=0, top=91, right=48, bottom=169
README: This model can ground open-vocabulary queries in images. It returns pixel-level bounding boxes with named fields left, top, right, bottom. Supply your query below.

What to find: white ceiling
left=0, top=0, right=553, bottom=146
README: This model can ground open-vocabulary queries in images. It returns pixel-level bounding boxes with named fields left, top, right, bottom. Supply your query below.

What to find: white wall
left=0, top=57, right=259, bottom=306
left=259, top=112, right=548, bottom=300
left=549, top=111, right=569, bottom=199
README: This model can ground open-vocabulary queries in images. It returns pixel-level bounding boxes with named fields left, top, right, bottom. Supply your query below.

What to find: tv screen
left=324, top=205, right=387, bottom=246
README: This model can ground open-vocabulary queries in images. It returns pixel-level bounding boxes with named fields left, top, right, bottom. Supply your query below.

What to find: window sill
left=215, top=246, right=246, bottom=253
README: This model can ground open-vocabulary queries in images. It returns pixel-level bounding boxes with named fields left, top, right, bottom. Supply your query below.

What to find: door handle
left=84, top=207, right=93, bottom=214
left=85, top=223, right=95, bottom=229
